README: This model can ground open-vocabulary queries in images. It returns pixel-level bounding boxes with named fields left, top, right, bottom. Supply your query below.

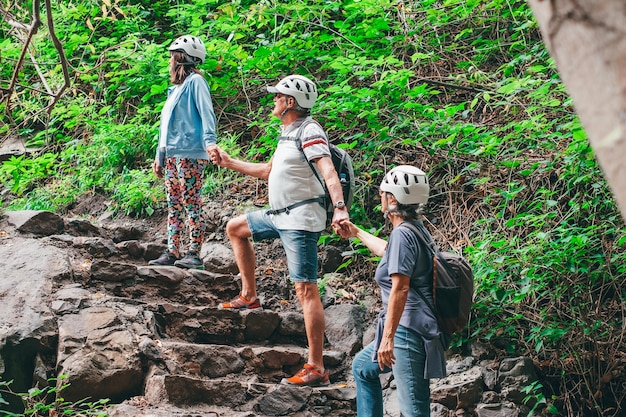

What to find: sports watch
left=334, top=201, right=346, bottom=209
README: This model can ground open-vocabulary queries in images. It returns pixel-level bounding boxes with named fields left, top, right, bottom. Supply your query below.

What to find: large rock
left=0, top=238, right=68, bottom=346
left=56, top=303, right=153, bottom=402
left=498, top=356, right=539, bottom=404
left=0, top=136, right=30, bottom=162
left=255, top=384, right=311, bottom=416
left=476, top=401, right=520, bottom=417
left=161, top=341, right=245, bottom=378
left=324, top=303, right=366, bottom=355
left=200, top=242, right=238, bottom=274
left=0, top=236, right=69, bottom=408
left=144, top=374, right=247, bottom=406
left=4, top=210, right=64, bottom=236
left=90, top=259, right=137, bottom=281
left=431, top=365, right=484, bottom=409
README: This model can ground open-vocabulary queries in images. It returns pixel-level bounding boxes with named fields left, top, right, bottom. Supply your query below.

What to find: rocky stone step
left=152, top=303, right=309, bottom=346
left=110, top=377, right=357, bottom=417
left=155, top=341, right=348, bottom=384
left=142, top=373, right=356, bottom=415
left=110, top=339, right=356, bottom=416
left=108, top=351, right=528, bottom=417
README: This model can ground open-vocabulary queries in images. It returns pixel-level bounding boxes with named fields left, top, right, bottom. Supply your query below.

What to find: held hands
left=331, top=209, right=350, bottom=236
left=208, top=145, right=230, bottom=167
left=334, top=218, right=359, bottom=239
left=153, top=145, right=224, bottom=178
left=207, top=145, right=221, bottom=165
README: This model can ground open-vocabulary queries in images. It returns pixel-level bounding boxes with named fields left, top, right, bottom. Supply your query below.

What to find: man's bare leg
left=226, top=215, right=258, bottom=302
left=296, top=282, right=325, bottom=372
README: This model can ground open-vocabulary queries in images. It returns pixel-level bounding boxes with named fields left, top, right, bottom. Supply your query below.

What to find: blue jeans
left=352, top=325, right=430, bottom=417
left=246, top=209, right=320, bottom=283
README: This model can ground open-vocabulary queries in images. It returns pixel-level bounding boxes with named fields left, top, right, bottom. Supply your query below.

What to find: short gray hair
left=383, top=191, right=426, bottom=220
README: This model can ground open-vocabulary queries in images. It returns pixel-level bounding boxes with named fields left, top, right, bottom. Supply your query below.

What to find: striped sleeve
left=301, top=122, right=331, bottom=161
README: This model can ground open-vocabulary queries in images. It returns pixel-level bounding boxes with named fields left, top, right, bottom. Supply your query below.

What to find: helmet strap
left=279, top=96, right=306, bottom=119
left=279, top=107, right=293, bottom=119
left=383, top=205, right=402, bottom=225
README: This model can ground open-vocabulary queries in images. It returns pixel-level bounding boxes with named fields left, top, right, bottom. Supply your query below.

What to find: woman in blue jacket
left=149, top=35, right=217, bottom=270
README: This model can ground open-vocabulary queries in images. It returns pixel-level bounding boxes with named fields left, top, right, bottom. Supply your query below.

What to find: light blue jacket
left=155, top=72, right=217, bottom=164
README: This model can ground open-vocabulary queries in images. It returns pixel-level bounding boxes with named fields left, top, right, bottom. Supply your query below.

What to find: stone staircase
left=105, top=265, right=359, bottom=416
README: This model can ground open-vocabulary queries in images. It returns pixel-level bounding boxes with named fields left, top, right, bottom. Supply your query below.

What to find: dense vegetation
left=1, top=0, right=625, bottom=415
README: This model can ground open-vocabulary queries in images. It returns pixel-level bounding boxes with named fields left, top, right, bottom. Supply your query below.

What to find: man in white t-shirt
left=209, top=74, right=349, bottom=386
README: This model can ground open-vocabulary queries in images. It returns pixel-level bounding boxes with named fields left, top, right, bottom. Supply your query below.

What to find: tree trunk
left=527, top=0, right=626, bottom=222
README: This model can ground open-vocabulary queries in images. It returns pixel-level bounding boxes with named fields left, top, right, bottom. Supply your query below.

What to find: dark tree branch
left=44, top=0, right=71, bottom=114
left=1, top=0, right=71, bottom=118
left=413, top=77, right=486, bottom=94
left=8, top=0, right=41, bottom=93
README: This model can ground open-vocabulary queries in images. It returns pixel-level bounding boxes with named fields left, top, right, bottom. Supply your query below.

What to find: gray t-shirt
left=373, top=221, right=448, bottom=379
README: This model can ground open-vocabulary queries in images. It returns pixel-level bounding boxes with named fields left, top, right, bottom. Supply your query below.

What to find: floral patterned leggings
left=164, top=157, right=208, bottom=257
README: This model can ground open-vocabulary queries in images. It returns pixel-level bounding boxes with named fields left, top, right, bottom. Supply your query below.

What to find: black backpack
left=402, top=222, right=474, bottom=335
left=266, top=120, right=355, bottom=224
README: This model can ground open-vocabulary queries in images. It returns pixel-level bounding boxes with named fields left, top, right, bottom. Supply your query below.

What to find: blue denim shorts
left=246, top=209, right=321, bottom=283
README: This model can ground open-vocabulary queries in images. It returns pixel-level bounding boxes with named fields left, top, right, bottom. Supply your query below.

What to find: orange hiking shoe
left=219, top=295, right=261, bottom=310
left=281, top=364, right=330, bottom=387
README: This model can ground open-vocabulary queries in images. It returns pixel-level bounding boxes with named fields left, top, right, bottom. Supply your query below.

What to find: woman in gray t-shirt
left=338, top=165, right=447, bottom=417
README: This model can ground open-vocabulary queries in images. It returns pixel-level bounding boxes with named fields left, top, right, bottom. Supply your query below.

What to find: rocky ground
left=0, top=183, right=541, bottom=417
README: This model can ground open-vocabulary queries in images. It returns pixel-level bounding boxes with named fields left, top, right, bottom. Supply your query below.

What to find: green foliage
left=521, top=380, right=559, bottom=416
left=0, top=154, right=59, bottom=196
left=0, top=375, right=109, bottom=416
left=5, top=176, right=78, bottom=212
left=111, top=168, right=162, bottom=216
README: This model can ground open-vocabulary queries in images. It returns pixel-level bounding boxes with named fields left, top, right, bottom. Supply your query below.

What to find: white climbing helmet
left=380, top=165, right=429, bottom=205
left=168, top=35, right=206, bottom=64
left=267, top=74, right=318, bottom=109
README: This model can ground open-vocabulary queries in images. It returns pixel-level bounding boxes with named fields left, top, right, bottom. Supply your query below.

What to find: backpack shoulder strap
left=294, top=119, right=326, bottom=189
left=400, top=221, right=437, bottom=316
left=401, top=221, right=437, bottom=255
left=294, top=119, right=326, bottom=148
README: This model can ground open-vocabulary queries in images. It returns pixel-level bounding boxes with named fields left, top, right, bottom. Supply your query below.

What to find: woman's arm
left=189, top=74, right=217, bottom=147
left=377, top=273, right=411, bottom=370
left=339, top=220, right=388, bottom=257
